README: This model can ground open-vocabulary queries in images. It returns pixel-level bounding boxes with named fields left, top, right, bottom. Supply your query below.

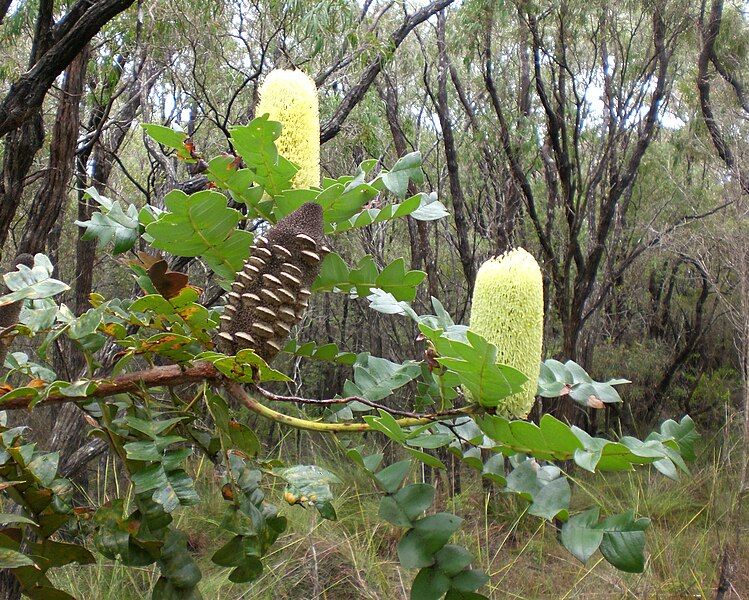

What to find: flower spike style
left=468, top=248, right=544, bottom=418
left=256, top=69, right=320, bottom=189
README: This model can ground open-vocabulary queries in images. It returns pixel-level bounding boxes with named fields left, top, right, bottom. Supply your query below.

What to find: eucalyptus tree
left=0, top=0, right=138, bottom=251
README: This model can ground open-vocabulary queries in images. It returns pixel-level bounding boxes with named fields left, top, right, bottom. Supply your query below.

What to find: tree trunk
left=432, top=11, right=475, bottom=295
left=17, top=49, right=88, bottom=255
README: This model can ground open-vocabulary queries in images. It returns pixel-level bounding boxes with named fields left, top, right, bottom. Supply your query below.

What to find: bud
left=256, top=69, right=320, bottom=189
left=468, top=248, right=544, bottom=419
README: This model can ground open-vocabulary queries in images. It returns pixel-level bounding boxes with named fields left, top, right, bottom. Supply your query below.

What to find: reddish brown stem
left=0, top=362, right=220, bottom=411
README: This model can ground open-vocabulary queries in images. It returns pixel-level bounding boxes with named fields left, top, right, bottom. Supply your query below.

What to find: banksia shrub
left=256, top=69, right=320, bottom=189
left=218, top=202, right=329, bottom=363
left=468, top=248, right=544, bottom=419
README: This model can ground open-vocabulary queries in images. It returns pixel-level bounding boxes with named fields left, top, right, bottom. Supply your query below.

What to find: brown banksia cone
left=217, top=203, right=328, bottom=363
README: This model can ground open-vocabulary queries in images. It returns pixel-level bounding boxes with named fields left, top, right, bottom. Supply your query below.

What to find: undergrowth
left=45, top=435, right=748, bottom=600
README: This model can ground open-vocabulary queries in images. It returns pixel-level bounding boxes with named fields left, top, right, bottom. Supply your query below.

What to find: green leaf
left=328, top=193, right=420, bottom=234
left=412, top=513, right=464, bottom=555
left=398, top=513, right=464, bottom=569
left=406, top=448, right=447, bottom=470
left=435, top=545, right=473, bottom=576
left=131, top=464, right=168, bottom=495
left=504, top=460, right=570, bottom=520
left=19, top=299, right=59, bottom=333
left=152, top=578, right=203, bottom=600
left=211, top=536, right=244, bottom=567
left=158, top=530, right=202, bottom=589
left=561, top=508, right=604, bottom=564
left=0, top=548, right=35, bottom=568
left=596, top=511, right=650, bottom=573
left=75, top=188, right=140, bottom=255
left=199, top=350, right=291, bottom=383
left=26, top=452, right=59, bottom=486
left=375, top=460, right=411, bottom=493
left=367, top=289, right=409, bottom=315
left=362, top=410, right=407, bottom=443
left=346, top=354, right=421, bottom=402
left=313, top=254, right=426, bottom=302
left=527, top=477, right=571, bottom=521
left=29, top=539, right=95, bottom=568
left=227, top=421, right=260, bottom=457
left=445, top=590, right=489, bottom=600
left=206, top=156, right=264, bottom=216
left=379, top=496, right=413, bottom=527
left=407, top=433, right=455, bottom=449
left=422, top=327, right=527, bottom=408
left=396, top=484, right=435, bottom=520
left=229, top=116, right=297, bottom=197
left=228, top=557, right=264, bottom=583
left=450, top=569, right=489, bottom=593
left=275, top=465, right=340, bottom=519
left=149, top=190, right=240, bottom=253
left=561, top=508, right=649, bottom=572
left=397, top=530, right=436, bottom=569
left=0, top=254, right=69, bottom=307
left=481, top=453, right=506, bottom=486
left=647, top=415, right=699, bottom=461
left=145, top=190, right=251, bottom=279
left=537, top=359, right=629, bottom=406
left=0, top=514, right=37, bottom=526
left=346, top=448, right=383, bottom=473
left=124, top=416, right=187, bottom=439
left=23, top=586, right=77, bottom=600
left=142, top=124, right=188, bottom=149
left=282, top=340, right=356, bottom=365
left=381, top=152, right=424, bottom=197
left=411, top=567, right=451, bottom=600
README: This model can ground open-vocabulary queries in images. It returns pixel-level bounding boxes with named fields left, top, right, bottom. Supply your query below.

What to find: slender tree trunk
left=17, top=49, right=88, bottom=255
left=379, top=81, right=439, bottom=301
left=432, top=11, right=475, bottom=294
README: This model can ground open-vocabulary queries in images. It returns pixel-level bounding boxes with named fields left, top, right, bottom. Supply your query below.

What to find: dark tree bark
left=642, top=259, right=712, bottom=424
left=697, top=0, right=749, bottom=195
left=0, top=117, right=45, bottom=251
left=0, top=0, right=137, bottom=138
left=428, top=11, right=475, bottom=295
left=379, top=79, right=440, bottom=302
left=50, top=57, right=153, bottom=471
left=0, top=0, right=13, bottom=25
left=0, top=0, right=137, bottom=255
left=0, top=0, right=54, bottom=251
left=18, top=49, right=88, bottom=256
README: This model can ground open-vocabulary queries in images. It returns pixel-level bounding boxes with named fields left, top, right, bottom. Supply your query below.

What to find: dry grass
left=49, top=436, right=748, bottom=600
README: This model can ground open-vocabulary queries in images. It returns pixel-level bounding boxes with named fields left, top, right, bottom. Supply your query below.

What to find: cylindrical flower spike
left=256, top=69, right=320, bottom=189
left=468, top=248, right=544, bottom=419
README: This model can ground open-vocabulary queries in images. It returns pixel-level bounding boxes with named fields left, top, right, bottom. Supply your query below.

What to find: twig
left=255, top=386, right=472, bottom=420
left=227, top=382, right=471, bottom=433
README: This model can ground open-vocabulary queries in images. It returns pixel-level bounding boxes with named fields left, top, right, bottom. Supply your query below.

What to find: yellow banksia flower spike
left=256, top=69, right=320, bottom=189
left=468, top=248, right=544, bottom=419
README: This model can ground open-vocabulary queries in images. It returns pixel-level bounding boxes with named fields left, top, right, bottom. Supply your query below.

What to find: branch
left=0, top=0, right=137, bottom=138
left=697, top=0, right=749, bottom=194
left=0, top=361, right=221, bottom=410
left=255, top=386, right=472, bottom=420
left=483, top=11, right=559, bottom=283
left=320, top=0, right=456, bottom=142
left=228, top=382, right=470, bottom=433
left=1, top=360, right=475, bottom=433
left=0, top=0, right=12, bottom=25
left=580, top=199, right=733, bottom=326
